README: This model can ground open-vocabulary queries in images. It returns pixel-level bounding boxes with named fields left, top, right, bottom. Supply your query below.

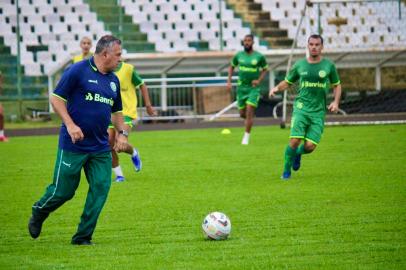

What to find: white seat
left=24, top=63, right=42, bottom=76
left=51, top=23, right=67, bottom=34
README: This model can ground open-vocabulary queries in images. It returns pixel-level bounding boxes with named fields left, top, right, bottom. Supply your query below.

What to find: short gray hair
left=95, top=35, right=121, bottom=54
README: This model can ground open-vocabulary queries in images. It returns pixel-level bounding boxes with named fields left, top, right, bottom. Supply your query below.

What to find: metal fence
left=136, top=76, right=239, bottom=122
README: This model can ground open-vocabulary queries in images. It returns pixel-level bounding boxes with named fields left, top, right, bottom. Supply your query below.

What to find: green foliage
left=0, top=125, right=405, bottom=269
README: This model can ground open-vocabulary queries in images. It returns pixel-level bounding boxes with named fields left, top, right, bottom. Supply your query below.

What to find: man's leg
left=0, top=104, right=8, bottom=142
left=281, top=113, right=307, bottom=179
left=293, top=115, right=323, bottom=171
left=72, top=151, right=112, bottom=244
left=29, top=149, right=85, bottom=238
left=241, top=88, right=260, bottom=145
left=108, top=127, right=124, bottom=181
left=282, top=138, right=301, bottom=179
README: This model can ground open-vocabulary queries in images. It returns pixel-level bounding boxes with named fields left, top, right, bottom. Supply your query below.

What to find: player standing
left=269, top=34, right=342, bottom=179
left=227, top=34, right=268, bottom=145
left=72, top=37, right=93, bottom=63
left=108, top=61, right=156, bottom=182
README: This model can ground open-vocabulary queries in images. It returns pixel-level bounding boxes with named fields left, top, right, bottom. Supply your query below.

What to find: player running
left=227, top=34, right=269, bottom=145
left=108, top=61, right=156, bottom=182
left=269, top=34, right=342, bottom=179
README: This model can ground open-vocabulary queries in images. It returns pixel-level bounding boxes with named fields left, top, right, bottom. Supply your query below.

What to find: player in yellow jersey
left=72, top=37, right=93, bottom=63
left=108, top=61, right=156, bottom=182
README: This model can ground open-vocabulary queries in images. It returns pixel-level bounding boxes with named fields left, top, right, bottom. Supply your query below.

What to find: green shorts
left=290, top=113, right=325, bottom=145
left=108, top=115, right=134, bottom=129
left=236, top=86, right=260, bottom=109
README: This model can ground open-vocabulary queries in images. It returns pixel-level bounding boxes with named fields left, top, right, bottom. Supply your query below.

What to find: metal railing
left=137, top=76, right=239, bottom=122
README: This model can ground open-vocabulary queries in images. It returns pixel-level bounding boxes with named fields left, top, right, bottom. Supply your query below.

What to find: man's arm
left=226, top=65, right=234, bottom=92
left=327, top=84, right=342, bottom=113
left=252, top=68, right=268, bottom=87
left=111, top=112, right=128, bottom=152
left=268, top=80, right=290, bottom=98
left=51, top=95, right=84, bottom=143
left=139, top=84, right=156, bottom=116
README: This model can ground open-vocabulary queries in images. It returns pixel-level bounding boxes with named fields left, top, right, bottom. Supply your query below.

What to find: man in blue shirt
left=28, top=35, right=129, bottom=245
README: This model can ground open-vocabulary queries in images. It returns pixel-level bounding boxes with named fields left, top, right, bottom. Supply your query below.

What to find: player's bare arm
left=252, top=69, right=268, bottom=87
left=51, top=95, right=84, bottom=143
left=226, top=65, right=234, bottom=92
left=269, top=80, right=290, bottom=98
left=328, top=84, right=342, bottom=113
left=140, top=84, right=156, bottom=116
left=111, top=112, right=128, bottom=152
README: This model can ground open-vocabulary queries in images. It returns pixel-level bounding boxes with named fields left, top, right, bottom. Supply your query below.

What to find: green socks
left=284, top=145, right=296, bottom=173
left=296, top=144, right=311, bottom=155
left=296, top=144, right=305, bottom=155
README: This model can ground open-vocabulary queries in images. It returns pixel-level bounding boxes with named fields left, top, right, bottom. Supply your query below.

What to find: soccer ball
left=202, top=212, right=231, bottom=240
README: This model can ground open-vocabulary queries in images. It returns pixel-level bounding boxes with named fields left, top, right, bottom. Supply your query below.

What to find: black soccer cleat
left=71, top=239, right=93, bottom=246
left=28, top=215, right=45, bottom=239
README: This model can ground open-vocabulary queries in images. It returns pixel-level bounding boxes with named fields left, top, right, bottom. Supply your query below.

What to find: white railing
left=138, top=76, right=239, bottom=122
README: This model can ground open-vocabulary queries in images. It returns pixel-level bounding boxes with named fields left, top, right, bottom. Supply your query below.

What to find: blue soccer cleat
left=292, top=154, right=302, bottom=171
left=115, top=176, right=125, bottom=182
left=131, top=148, right=142, bottom=172
left=281, top=171, right=291, bottom=180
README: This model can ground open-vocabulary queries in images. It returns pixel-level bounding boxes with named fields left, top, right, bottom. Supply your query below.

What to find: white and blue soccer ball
left=202, top=212, right=231, bottom=240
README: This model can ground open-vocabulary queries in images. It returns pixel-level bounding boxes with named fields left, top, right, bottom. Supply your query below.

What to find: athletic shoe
left=131, top=148, right=142, bottom=172
left=281, top=171, right=291, bottom=180
left=0, top=135, right=9, bottom=142
left=71, top=239, right=93, bottom=245
left=292, top=154, right=302, bottom=171
left=28, top=215, right=45, bottom=239
left=115, top=176, right=125, bottom=182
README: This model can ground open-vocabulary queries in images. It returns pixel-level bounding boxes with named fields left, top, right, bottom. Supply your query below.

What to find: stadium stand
left=83, top=0, right=155, bottom=53
left=255, top=0, right=406, bottom=48
left=120, top=0, right=267, bottom=52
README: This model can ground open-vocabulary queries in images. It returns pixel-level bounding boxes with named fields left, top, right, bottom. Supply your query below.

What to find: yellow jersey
left=72, top=53, right=93, bottom=63
left=114, top=62, right=144, bottom=119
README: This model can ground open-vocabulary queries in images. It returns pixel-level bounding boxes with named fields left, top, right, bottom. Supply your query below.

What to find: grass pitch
left=0, top=124, right=405, bottom=269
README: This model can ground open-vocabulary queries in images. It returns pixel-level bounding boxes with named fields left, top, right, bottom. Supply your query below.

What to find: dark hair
left=308, top=34, right=324, bottom=45
left=244, top=34, right=254, bottom=40
left=95, top=35, right=121, bottom=54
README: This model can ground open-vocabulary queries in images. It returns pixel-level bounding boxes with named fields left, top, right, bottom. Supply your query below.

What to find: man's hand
left=328, top=101, right=339, bottom=113
left=268, top=87, right=279, bottom=98
left=251, top=80, right=260, bottom=87
left=66, top=123, right=84, bottom=144
left=226, top=81, right=232, bottom=93
left=114, top=133, right=128, bottom=152
left=146, top=105, right=157, bottom=116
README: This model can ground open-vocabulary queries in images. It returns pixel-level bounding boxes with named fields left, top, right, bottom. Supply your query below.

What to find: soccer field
left=0, top=124, right=405, bottom=269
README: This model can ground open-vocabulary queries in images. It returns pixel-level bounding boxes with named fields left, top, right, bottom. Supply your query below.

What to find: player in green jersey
left=269, top=34, right=342, bottom=179
left=227, top=34, right=269, bottom=145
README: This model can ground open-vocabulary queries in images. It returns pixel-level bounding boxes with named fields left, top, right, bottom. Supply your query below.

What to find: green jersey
left=286, top=58, right=340, bottom=116
left=231, top=51, right=268, bottom=88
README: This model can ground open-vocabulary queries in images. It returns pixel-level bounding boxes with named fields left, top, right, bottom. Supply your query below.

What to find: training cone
left=221, top=128, right=231, bottom=135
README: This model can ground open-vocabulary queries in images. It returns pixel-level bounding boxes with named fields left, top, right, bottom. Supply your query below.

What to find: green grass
left=0, top=125, right=405, bottom=269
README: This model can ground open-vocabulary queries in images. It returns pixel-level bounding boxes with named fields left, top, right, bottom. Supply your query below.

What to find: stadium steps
left=226, top=0, right=293, bottom=48
left=83, top=0, right=155, bottom=53
left=0, top=37, right=48, bottom=100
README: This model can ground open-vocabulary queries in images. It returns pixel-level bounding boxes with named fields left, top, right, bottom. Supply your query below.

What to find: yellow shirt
left=114, top=62, right=144, bottom=119
left=72, top=53, right=92, bottom=63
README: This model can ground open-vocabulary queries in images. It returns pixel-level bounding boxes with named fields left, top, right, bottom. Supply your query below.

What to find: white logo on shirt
left=110, top=82, right=117, bottom=92
left=88, top=79, right=98, bottom=84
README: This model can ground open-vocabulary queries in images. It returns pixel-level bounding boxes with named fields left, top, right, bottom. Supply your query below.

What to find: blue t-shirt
left=53, top=57, right=122, bottom=153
